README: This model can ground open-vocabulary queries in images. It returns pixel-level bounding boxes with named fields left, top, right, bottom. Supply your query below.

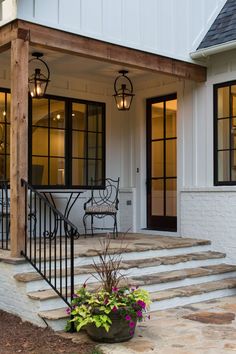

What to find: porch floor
left=63, top=295, right=236, bottom=354
left=0, top=233, right=210, bottom=261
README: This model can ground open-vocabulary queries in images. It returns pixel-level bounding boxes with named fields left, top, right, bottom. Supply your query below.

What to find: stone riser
left=150, top=288, right=236, bottom=311
left=41, top=288, right=236, bottom=332
left=26, top=244, right=213, bottom=270
left=30, top=271, right=236, bottom=312
left=23, top=257, right=225, bottom=293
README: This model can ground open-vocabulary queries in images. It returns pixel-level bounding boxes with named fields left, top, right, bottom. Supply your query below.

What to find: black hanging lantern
left=113, top=70, right=134, bottom=111
left=28, top=52, right=50, bottom=98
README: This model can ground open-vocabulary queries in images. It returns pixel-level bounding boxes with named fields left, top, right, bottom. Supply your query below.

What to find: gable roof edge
left=191, top=39, right=236, bottom=59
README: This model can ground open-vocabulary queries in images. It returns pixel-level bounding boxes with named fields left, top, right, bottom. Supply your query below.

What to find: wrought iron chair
left=83, top=177, right=120, bottom=237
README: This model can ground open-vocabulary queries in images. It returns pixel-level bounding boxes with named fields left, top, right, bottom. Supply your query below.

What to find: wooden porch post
left=10, top=37, right=29, bottom=257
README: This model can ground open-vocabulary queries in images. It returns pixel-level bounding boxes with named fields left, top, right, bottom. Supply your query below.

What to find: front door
left=146, top=94, right=177, bottom=231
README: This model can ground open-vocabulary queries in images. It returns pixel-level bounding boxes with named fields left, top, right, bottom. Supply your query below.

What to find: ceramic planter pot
left=86, top=310, right=137, bottom=343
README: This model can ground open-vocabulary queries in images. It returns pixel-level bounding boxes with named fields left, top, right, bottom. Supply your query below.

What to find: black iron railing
left=21, top=179, right=79, bottom=308
left=0, top=181, right=10, bottom=250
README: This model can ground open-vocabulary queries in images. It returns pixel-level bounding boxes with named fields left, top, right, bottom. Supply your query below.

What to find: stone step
left=38, top=277, right=236, bottom=331
left=14, top=251, right=225, bottom=283
left=150, top=278, right=236, bottom=303
left=27, top=263, right=235, bottom=303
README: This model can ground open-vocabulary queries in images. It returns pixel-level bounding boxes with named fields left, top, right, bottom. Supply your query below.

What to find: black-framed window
left=214, top=80, right=236, bottom=185
left=0, top=88, right=10, bottom=181
left=29, top=95, right=105, bottom=189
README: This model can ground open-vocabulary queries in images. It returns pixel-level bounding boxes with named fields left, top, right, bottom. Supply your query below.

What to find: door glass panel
left=166, top=99, right=177, bottom=138
left=152, top=141, right=163, bottom=177
left=166, top=140, right=177, bottom=177
left=218, top=119, right=230, bottom=150
left=0, top=93, right=5, bottom=123
left=218, top=150, right=230, bottom=182
left=218, top=87, right=229, bottom=118
left=152, top=102, right=164, bottom=139
left=166, top=179, right=177, bottom=216
left=151, top=179, right=164, bottom=216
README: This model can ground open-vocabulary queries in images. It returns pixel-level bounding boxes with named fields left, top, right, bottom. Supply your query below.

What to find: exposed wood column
left=10, top=37, right=29, bottom=257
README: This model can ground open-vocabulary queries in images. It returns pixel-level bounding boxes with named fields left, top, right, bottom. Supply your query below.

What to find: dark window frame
left=28, top=93, right=106, bottom=190
left=214, top=80, right=236, bottom=186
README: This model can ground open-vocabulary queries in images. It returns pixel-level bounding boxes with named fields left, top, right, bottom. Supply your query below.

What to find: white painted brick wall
left=181, top=189, right=236, bottom=264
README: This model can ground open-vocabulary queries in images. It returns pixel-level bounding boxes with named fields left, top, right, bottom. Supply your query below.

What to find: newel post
left=10, top=36, right=29, bottom=257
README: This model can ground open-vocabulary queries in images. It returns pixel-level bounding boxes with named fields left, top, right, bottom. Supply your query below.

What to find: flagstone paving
left=61, top=296, right=236, bottom=354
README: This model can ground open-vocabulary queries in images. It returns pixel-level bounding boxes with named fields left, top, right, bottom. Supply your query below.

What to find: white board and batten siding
left=0, top=0, right=225, bottom=62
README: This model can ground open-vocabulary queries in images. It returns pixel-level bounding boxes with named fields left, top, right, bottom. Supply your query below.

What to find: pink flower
left=112, top=306, right=118, bottom=312
left=136, top=310, right=142, bottom=317
left=125, top=315, right=131, bottom=321
left=137, top=300, right=146, bottom=309
left=129, top=329, right=134, bottom=336
left=129, top=321, right=135, bottom=328
left=112, top=287, right=118, bottom=292
left=66, top=308, right=71, bottom=315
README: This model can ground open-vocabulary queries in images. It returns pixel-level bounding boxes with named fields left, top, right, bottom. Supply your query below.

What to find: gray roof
left=198, top=0, right=236, bottom=50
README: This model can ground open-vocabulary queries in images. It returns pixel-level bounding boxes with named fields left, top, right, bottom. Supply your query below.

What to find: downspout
left=190, top=40, right=236, bottom=59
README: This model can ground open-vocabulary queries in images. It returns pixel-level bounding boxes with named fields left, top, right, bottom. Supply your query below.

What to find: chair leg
left=83, top=214, right=88, bottom=238
left=91, top=215, right=94, bottom=237
left=113, top=214, right=118, bottom=238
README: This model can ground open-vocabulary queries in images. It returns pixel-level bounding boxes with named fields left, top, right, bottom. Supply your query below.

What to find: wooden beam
left=16, top=20, right=206, bottom=82
left=10, top=37, right=29, bottom=257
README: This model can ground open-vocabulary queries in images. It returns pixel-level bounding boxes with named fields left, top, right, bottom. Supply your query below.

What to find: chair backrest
left=91, top=177, right=120, bottom=209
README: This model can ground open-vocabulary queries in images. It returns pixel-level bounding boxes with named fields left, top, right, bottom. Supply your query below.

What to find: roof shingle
left=198, top=0, right=236, bottom=49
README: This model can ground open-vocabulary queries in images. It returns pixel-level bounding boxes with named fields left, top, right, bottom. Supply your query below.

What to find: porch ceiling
left=0, top=20, right=207, bottom=83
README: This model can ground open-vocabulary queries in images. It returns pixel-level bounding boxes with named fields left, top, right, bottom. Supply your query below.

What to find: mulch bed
left=0, top=310, right=96, bottom=354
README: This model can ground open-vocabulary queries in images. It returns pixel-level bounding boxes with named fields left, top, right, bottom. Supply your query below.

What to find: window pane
left=87, top=159, right=102, bottom=183
left=72, top=131, right=86, bottom=158
left=72, top=103, right=86, bottom=130
left=218, top=150, right=230, bottom=182
left=88, top=132, right=102, bottom=159
left=232, top=88, right=236, bottom=117
left=6, top=125, right=10, bottom=154
left=166, top=99, right=177, bottom=138
left=232, top=150, right=236, bottom=181
left=32, top=98, right=48, bottom=126
left=6, top=156, right=9, bottom=181
left=0, top=93, right=6, bottom=123
left=166, top=139, right=177, bottom=177
left=217, top=87, right=229, bottom=118
left=166, top=179, right=177, bottom=216
left=152, top=102, right=164, bottom=140
left=88, top=104, right=102, bottom=132
left=152, top=141, right=163, bottom=177
left=6, top=94, right=10, bottom=123
left=0, top=155, right=6, bottom=180
left=50, top=158, right=65, bottom=185
left=50, top=100, right=65, bottom=129
left=32, top=127, right=48, bottom=156
left=50, top=129, right=65, bottom=157
left=218, top=119, right=230, bottom=150
left=152, top=179, right=164, bottom=215
left=72, top=159, right=86, bottom=185
left=32, top=157, right=48, bottom=185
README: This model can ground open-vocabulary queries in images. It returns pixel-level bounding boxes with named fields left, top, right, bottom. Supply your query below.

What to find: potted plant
left=66, top=236, right=151, bottom=343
